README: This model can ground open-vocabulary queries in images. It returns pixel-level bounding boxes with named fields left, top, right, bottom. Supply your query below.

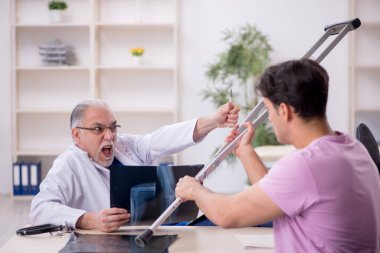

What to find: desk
left=0, top=226, right=274, bottom=253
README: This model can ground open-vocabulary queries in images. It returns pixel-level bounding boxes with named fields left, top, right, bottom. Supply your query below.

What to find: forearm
left=176, top=176, right=246, bottom=228
left=76, top=212, right=97, bottom=230
left=192, top=186, right=236, bottom=228
left=237, top=146, right=267, bottom=184
left=29, top=195, right=86, bottom=229
left=126, top=119, right=197, bottom=163
left=193, top=116, right=217, bottom=142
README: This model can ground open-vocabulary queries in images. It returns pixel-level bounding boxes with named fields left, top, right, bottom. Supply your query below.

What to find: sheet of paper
left=235, top=234, right=274, bottom=248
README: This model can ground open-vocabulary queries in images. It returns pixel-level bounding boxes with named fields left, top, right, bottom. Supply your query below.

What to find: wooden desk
left=0, top=226, right=274, bottom=253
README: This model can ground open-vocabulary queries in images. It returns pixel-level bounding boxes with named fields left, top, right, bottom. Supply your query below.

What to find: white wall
left=0, top=0, right=352, bottom=195
left=177, top=0, right=350, bottom=193
left=0, top=0, right=12, bottom=195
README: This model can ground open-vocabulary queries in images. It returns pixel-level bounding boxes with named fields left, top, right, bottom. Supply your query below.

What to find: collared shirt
left=29, top=119, right=198, bottom=228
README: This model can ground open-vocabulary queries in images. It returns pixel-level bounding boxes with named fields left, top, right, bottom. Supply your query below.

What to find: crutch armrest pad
left=324, top=18, right=361, bottom=34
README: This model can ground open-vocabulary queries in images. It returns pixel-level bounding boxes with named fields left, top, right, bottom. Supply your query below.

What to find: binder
left=29, top=163, right=41, bottom=195
left=21, top=164, right=29, bottom=195
left=13, top=163, right=22, bottom=195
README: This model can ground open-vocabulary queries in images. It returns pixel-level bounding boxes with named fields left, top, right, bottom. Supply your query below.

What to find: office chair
left=356, top=123, right=380, bottom=174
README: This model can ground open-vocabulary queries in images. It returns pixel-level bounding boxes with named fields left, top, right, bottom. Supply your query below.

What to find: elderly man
left=29, top=99, right=240, bottom=232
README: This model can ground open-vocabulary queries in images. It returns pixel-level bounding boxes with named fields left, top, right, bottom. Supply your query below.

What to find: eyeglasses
left=76, top=125, right=121, bottom=135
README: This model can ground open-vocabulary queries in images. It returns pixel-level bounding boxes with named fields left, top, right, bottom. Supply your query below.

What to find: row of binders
left=13, top=162, right=41, bottom=196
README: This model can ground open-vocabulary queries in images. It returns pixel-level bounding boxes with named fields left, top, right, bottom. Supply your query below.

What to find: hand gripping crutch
left=135, top=18, right=361, bottom=247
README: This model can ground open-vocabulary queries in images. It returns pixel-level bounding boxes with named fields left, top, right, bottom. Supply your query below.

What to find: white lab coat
left=29, top=119, right=199, bottom=228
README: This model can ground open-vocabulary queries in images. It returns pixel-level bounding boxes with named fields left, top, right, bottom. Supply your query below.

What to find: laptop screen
left=110, top=164, right=204, bottom=225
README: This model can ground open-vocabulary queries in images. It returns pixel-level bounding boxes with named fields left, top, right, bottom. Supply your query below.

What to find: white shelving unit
left=350, top=0, right=380, bottom=140
left=11, top=0, right=178, bottom=196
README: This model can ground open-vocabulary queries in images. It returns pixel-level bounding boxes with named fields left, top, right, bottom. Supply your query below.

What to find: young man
left=176, top=59, right=380, bottom=252
left=29, top=99, right=240, bottom=232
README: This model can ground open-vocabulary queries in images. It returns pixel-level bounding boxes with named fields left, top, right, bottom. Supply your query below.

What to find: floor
left=0, top=195, right=31, bottom=247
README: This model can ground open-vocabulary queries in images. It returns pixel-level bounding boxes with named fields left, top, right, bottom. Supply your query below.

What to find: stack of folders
left=13, top=162, right=41, bottom=196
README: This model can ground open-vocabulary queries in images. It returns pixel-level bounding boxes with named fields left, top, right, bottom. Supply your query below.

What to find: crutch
left=135, top=18, right=361, bottom=247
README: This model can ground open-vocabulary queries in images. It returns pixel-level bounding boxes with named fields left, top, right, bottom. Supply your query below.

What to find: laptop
left=110, top=164, right=204, bottom=225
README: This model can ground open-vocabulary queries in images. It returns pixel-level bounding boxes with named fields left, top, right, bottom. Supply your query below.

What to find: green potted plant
left=202, top=24, right=279, bottom=161
left=48, top=1, right=68, bottom=23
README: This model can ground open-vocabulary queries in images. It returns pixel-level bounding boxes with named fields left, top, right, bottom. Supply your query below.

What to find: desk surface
left=0, top=226, right=274, bottom=253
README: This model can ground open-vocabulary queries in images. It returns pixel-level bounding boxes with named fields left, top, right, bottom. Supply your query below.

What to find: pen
left=229, top=89, right=233, bottom=103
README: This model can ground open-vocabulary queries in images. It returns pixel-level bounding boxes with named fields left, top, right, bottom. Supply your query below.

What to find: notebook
left=110, top=164, right=204, bottom=225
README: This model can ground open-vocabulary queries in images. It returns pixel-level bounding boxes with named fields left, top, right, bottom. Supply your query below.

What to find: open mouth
left=101, top=144, right=114, bottom=159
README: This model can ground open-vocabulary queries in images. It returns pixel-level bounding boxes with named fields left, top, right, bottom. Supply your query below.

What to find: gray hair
left=70, top=99, right=110, bottom=129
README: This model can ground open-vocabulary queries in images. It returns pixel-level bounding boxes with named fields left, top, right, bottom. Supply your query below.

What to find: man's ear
left=72, top=128, right=80, bottom=145
left=279, top=103, right=293, bottom=122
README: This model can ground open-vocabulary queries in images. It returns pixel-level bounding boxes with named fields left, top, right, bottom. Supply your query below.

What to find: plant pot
left=132, top=56, right=142, bottom=66
left=49, top=10, right=63, bottom=23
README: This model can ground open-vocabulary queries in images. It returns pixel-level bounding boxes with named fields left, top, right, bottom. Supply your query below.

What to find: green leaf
left=252, top=123, right=279, bottom=147
left=48, top=1, right=68, bottom=10
left=202, top=23, right=279, bottom=157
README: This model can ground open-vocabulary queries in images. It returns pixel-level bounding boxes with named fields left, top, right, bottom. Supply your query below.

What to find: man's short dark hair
left=256, top=59, right=329, bottom=120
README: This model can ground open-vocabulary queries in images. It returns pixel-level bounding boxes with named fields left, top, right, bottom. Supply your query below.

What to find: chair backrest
left=356, top=123, right=380, bottom=174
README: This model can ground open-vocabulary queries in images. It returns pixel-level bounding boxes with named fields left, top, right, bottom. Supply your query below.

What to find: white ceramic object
left=133, top=56, right=142, bottom=66
left=49, top=10, right=63, bottom=23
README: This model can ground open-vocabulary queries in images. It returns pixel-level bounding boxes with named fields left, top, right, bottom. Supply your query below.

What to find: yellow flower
left=130, top=47, right=144, bottom=56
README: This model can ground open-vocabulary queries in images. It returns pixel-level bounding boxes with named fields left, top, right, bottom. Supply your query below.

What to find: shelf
left=354, top=108, right=380, bottom=113
left=12, top=195, right=35, bottom=200
left=14, top=0, right=91, bottom=25
left=350, top=0, right=380, bottom=135
left=97, top=27, right=175, bottom=66
left=15, top=27, right=90, bottom=67
left=96, top=23, right=174, bottom=29
left=361, top=21, right=380, bottom=28
left=15, top=109, right=72, bottom=114
left=113, top=109, right=176, bottom=114
left=16, top=70, right=91, bottom=110
left=96, top=66, right=174, bottom=71
left=353, top=26, right=380, bottom=66
left=15, top=66, right=89, bottom=71
left=353, top=0, right=380, bottom=23
left=16, top=150, right=64, bottom=156
left=96, top=0, right=176, bottom=24
left=11, top=0, right=179, bottom=197
left=354, top=65, right=380, bottom=71
left=15, top=23, right=89, bottom=28
left=15, top=108, right=176, bottom=114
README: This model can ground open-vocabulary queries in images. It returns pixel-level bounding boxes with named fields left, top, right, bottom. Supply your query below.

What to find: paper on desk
left=235, top=234, right=274, bottom=248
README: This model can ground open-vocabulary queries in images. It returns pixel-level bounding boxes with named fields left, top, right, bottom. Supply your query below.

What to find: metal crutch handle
left=197, top=109, right=268, bottom=182
left=213, top=99, right=265, bottom=158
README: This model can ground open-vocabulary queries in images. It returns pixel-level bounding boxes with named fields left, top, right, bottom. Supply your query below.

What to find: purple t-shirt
left=259, top=133, right=380, bottom=252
